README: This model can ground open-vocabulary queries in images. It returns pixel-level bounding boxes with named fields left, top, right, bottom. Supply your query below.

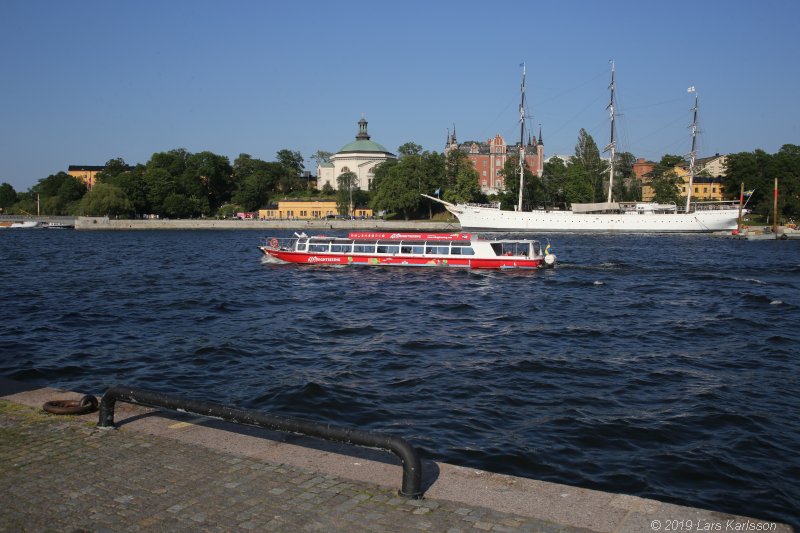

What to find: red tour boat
left=259, top=232, right=556, bottom=270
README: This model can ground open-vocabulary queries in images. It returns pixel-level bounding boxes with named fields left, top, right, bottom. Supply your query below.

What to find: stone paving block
left=0, top=400, right=791, bottom=533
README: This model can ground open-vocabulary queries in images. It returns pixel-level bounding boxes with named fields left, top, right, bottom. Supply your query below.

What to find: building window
left=341, top=166, right=350, bottom=173
left=482, top=171, right=486, bottom=176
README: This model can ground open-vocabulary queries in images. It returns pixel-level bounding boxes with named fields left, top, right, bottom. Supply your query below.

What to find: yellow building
left=67, top=165, right=105, bottom=190
left=641, top=158, right=726, bottom=202
left=258, top=199, right=372, bottom=220
left=68, top=163, right=134, bottom=190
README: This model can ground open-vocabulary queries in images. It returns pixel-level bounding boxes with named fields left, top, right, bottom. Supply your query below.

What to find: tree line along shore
left=2, top=138, right=799, bottom=224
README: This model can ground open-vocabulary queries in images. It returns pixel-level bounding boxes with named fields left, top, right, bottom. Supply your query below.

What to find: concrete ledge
left=75, top=216, right=460, bottom=231
left=1, top=379, right=792, bottom=532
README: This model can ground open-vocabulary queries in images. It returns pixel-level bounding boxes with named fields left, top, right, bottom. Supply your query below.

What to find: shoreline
left=74, top=216, right=460, bottom=231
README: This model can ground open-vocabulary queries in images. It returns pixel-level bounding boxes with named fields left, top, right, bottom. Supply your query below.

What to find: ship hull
left=260, top=249, right=544, bottom=269
left=448, top=205, right=741, bottom=233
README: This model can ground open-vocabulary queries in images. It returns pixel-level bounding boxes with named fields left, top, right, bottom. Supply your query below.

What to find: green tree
left=233, top=169, right=276, bottom=211
left=336, top=171, right=358, bottom=216
left=646, top=154, right=685, bottom=205
left=398, top=142, right=423, bottom=157
left=234, top=154, right=276, bottom=189
left=162, top=193, right=195, bottom=218
left=78, top=183, right=133, bottom=216
left=542, top=156, right=568, bottom=208
left=0, top=183, right=18, bottom=210
left=148, top=148, right=190, bottom=177
left=100, top=164, right=149, bottom=215
left=276, top=149, right=305, bottom=175
left=614, top=151, right=638, bottom=201
left=30, top=172, right=87, bottom=215
left=185, top=151, right=233, bottom=212
left=498, top=155, right=541, bottom=210
left=724, top=145, right=800, bottom=220
left=96, top=158, right=130, bottom=180
left=650, top=170, right=682, bottom=204
left=441, top=149, right=483, bottom=204
left=564, top=163, right=594, bottom=204
left=310, top=150, right=332, bottom=169
left=143, top=168, right=175, bottom=216
left=573, top=129, right=606, bottom=201
left=370, top=164, right=419, bottom=220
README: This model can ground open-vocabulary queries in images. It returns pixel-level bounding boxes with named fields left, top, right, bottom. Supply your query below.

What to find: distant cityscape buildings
left=65, top=119, right=729, bottom=205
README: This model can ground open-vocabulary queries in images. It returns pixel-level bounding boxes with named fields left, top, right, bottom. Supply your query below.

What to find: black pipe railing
left=97, top=385, right=422, bottom=498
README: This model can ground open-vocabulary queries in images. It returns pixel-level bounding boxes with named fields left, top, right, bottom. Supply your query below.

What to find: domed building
left=317, top=117, right=396, bottom=191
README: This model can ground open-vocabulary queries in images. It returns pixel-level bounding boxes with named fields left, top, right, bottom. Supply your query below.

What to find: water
left=1, top=229, right=798, bottom=526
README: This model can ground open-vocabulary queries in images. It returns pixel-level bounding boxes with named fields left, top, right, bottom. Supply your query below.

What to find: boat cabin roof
left=294, top=232, right=539, bottom=245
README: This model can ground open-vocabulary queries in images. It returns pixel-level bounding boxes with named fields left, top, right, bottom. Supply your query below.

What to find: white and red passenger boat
left=259, top=232, right=556, bottom=270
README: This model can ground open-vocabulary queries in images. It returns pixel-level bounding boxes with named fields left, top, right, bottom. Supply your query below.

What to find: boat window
left=330, top=243, right=351, bottom=253
left=491, top=242, right=529, bottom=256
left=425, top=245, right=450, bottom=255
left=452, top=246, right=474, bottom=256
left=296, top=242, right=307, bottom=251
left=377, top=245, right=399, bottom=254
left=400, top=243, right=425, bottom=254
left=353, top=244, right=375, bottom=253
left=309, top=243, right=329, bottom=252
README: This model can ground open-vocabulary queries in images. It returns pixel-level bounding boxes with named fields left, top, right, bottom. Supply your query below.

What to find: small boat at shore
left=42, top=222, right=74, bottom=229
left=259, top=232, right=556, bottom=270
left=0, top=221, right=38, bottom=229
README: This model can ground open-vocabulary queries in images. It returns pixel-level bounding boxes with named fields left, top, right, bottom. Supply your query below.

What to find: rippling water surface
left=1, top=229, right=798, bottom=526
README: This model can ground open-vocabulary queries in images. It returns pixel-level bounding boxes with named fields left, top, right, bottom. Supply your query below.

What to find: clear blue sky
left=2, top=0, right=798, bottom=192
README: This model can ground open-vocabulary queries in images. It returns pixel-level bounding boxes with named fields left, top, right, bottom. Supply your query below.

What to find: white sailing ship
left=427, top=63, right=742, bottom=233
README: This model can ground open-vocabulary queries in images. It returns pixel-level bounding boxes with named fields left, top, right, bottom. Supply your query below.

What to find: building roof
left=338, top=139, right=392, bottom=153
left=68, top=165, right=107, bottom=171
left=337, top=117, right=394, bottom=155
left=68, top=164, right=134, bottom=172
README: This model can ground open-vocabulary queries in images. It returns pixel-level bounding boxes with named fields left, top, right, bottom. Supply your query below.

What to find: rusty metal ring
left=42, top=394, right=98, bottom=415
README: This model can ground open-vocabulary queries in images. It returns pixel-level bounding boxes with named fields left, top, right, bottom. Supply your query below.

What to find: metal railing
left=97, top=385, right=423, bottom=498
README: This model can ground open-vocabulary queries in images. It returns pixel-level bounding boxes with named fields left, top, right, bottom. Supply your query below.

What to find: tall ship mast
left=686, top=86, right=699, bottom=212
left=605, top=60, right=617, bottom=203
left=517, top=63, right=527, bottom=212
left=424, top=63, right=743, bottom=233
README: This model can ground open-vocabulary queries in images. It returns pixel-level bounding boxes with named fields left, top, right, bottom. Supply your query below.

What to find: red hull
left=260, top=248, right=543, bottom=270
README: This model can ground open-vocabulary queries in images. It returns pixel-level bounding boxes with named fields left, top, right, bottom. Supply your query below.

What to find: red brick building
left=445, top=127, right=544, bottom=195
left=632, top=158, right=656, bottom=180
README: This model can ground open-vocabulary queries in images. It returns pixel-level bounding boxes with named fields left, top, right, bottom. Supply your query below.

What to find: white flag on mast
left=687, top=86, right=696, bottom=93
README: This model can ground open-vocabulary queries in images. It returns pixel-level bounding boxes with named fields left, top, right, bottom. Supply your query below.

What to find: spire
left=356, top=116, right=370, bottom=141
left=537, top=124, right=543, bottom=145
left=446, top=128, right=451, bottom=147
left=452, top=124, right=457, bottom=145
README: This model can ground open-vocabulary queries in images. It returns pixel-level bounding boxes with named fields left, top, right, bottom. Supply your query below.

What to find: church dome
left=339, top=139, right=390, bottom=153
left=337, top=117, right=393, bottom=154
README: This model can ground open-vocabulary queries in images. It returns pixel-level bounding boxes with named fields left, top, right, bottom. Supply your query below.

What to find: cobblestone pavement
left=0, top=401, right=591, bottom=533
